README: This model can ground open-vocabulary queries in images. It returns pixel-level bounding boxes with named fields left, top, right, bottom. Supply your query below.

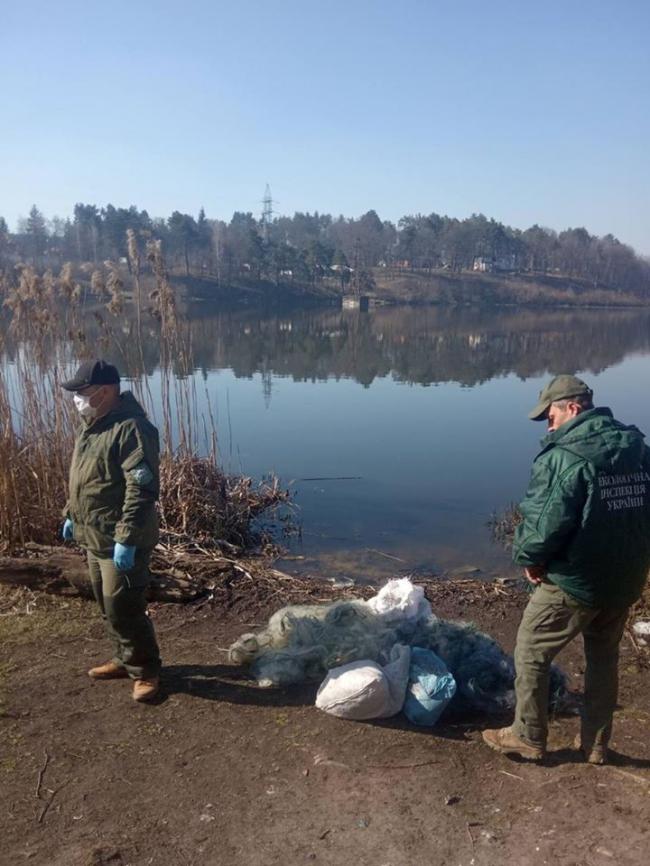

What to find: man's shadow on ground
left=540, top=747, right=650, bottom=769
left=160, top=663, right=318, bottom=708
left=156, top=664, right=650, bottom=769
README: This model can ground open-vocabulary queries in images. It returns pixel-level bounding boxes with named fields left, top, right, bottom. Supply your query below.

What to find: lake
left=178, top=304, right=650, bottom=582
left=4, top=302, right=650, bottom=583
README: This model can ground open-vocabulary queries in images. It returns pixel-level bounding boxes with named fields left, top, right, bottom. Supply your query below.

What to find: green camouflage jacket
left=513, top=407, right=650, bottom=608
left=65, top=391, right=160, bottom=556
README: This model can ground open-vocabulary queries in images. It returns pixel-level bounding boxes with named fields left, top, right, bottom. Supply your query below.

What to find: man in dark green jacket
left=483, top=375, right=650, bottom=763
left=62, top=359, right=162, bottom=702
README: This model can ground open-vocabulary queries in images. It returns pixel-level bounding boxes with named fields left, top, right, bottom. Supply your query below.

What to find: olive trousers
left=513, top=582, right=629, bottom=749
left=87, top=549, right=161, bottom=680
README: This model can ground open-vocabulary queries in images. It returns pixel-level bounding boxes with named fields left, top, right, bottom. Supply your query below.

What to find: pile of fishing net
left=229, top=579, right=568, bottom=716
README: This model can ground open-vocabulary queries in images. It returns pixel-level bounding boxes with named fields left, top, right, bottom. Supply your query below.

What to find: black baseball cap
left=61, top=359, right=120, bottom=392
left=528, top=374, right=593, bottom=421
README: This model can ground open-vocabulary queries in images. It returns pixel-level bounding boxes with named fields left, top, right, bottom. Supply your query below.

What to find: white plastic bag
left=633, top=621, right=650, bottom=645
left=316, top=644, right=411, bottom=720
left=367, top=578, right=432, bottom=623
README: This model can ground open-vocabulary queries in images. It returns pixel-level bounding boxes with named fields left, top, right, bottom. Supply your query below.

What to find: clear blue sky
left=2, top=0, right=649, bottom=253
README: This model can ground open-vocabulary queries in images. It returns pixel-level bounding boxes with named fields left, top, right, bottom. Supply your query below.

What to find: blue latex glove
left=62, top=518, right=74, bottom=541
left=113, top=542, right=136, bottom=571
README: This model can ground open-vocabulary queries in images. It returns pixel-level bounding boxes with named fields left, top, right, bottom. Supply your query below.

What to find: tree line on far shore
left=0, top=203, right=648, bottom=297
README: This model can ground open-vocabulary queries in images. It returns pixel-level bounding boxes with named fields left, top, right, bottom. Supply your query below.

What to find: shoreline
left=176, top=269, right=650, bottom=310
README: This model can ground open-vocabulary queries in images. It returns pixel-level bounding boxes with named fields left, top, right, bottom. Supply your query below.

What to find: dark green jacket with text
left=513, top=407, right=650, bottom=608
left=65, top=391, right=160, bottom=557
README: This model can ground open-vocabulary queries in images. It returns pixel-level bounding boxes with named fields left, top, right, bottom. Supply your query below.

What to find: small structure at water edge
left=342, top=294, right=369, bottom=311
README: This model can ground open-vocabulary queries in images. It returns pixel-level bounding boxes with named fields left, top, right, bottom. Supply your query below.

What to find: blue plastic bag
left=403, top=647, right=457, bottom=727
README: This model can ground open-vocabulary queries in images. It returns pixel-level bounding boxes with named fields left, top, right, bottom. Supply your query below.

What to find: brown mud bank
left=1, top=570, right=649, bottom=866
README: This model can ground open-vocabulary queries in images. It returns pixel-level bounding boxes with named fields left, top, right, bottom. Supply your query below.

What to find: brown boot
left=133, top=677, right=160, bottom=702
left=573, top=734, right=607, bottom=765
left=88, top=661, right=129, bottom=680
left=482, top=726, right=545, bottom=761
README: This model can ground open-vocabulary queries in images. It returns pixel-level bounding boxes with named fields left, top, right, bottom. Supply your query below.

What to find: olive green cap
left=528, top=374, right=593, bottom=421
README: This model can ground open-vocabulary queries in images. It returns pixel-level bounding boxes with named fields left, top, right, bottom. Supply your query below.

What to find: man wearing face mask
left=483, top=375, right=650, bottom=764
left=62, top=359, right=162, bottom=702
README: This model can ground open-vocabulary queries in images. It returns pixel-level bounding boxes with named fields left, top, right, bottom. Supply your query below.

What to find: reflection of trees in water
left=3, top=305, right=650, bottom=389
left=0, top=309, right=192, bottom=382
left=186, top=306, right=650, bottom=387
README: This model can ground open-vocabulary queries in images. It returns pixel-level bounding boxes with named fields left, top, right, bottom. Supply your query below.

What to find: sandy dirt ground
left=1, top=579, right=649, bottom=866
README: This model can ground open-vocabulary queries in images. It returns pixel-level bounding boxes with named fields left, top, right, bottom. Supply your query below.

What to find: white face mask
left=73, top=393, right=99, bottom=418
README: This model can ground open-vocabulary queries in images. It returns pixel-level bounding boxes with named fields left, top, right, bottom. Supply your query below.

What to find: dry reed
left=487, top=503, right=523, bottom=550
left=0, top=248, right=291, bottom=557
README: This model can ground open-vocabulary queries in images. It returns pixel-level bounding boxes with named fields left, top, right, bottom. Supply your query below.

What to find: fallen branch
left=366, top=548, right=407, bottom=564
left=498, top=769, right=524, bottom=781
left=365, top=759, right=438, bottom=770
left=297, top=476, right=362, bottom=482
left=37, top=781, right=68, bottom=824
left=35, top=752, right=51, bottom=799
